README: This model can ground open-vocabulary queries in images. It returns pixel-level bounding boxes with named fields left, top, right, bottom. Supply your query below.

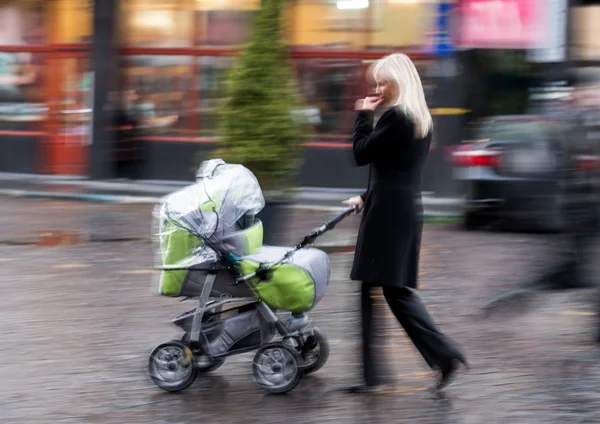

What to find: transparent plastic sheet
left=153, top=159, right=265, bottom=294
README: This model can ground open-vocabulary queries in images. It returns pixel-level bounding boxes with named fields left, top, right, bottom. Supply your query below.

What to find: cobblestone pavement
left=1, top=199, right=600, bottom=423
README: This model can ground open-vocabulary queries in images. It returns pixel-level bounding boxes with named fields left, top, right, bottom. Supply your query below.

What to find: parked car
left=452, top=115, right=600, bottom=231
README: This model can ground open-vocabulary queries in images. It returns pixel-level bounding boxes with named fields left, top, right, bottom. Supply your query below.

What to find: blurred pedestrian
left=547, top=84, right=599, bottom=290
left=342, top=53, right=467, bottom=394
left=114, top=89, right=144, bottom=180
left=481, top=79, right=600, bottom=342
left=525, top=82, right=600, bottom=293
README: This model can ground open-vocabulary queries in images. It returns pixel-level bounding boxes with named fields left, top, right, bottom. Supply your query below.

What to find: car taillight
left=452, top=150, right=502, bottom=168
left=575, top=155, right=600, bottom=171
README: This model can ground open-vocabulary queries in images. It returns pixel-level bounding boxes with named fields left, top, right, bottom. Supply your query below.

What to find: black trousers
left=360, top=282, right=461, bottom=386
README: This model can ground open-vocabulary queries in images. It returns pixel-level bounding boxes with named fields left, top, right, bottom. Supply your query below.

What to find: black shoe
left=436, top=357, right=469, bottom=392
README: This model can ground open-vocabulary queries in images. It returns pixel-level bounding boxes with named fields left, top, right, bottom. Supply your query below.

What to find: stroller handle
left=326, top=205, right=358, bottom=229
left=298, top=205, right=357, bottom=248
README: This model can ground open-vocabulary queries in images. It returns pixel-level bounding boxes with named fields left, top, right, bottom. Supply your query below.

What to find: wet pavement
left=1, top=199, right=600, bottom=423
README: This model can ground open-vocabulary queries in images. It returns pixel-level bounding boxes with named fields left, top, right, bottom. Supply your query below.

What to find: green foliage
left=489, top=89, right=529, bottom=116
left=214, top=0, right=308, bottom=194
left=469, top=49, right=532, bottom=117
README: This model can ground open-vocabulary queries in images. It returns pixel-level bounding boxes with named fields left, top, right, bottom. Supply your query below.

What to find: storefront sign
left=457, top=0, right=543, bottom=49
left=433, top=0, right=455, bottom=56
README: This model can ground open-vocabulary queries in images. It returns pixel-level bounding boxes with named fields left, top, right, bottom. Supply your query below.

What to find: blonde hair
left=372, top=53, right=433, bottom=139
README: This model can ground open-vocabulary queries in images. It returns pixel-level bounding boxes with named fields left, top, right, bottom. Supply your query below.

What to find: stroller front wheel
left=148, top=340, right=198, bottom=392
left=253, top=342, right=303, bottom=394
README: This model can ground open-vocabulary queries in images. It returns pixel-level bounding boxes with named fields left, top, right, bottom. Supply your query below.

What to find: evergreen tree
left=214, top=0, right=308, bottom=195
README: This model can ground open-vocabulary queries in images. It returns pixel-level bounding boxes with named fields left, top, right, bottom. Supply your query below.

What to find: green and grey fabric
left=236, top=246, right=331, bottom=313
left=177, top=266, right=253, bottom=299
left=171, top=219, right=264, bottom=298
left=159, top=218, right=264, bottom=297
left=219, top=219, right=263, bottom=257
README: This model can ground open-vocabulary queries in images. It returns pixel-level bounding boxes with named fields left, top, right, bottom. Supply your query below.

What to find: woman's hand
left=355, top=96, right=383, bottom=112
left=343, top=196, right=364, bottom=214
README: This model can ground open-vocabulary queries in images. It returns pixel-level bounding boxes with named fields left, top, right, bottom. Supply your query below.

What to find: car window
left=465, top=120, right=561, bottom=143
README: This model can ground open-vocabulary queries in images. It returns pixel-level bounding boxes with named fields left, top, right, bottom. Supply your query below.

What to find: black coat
left=350, top=107, right=431, bottom=288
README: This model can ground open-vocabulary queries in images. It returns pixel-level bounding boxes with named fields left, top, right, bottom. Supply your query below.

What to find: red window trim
left=0, top=43, right=431, bottom=61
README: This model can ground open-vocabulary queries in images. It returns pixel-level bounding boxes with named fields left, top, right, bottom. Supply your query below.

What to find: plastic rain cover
left=154, top=159, right=265, bottom=270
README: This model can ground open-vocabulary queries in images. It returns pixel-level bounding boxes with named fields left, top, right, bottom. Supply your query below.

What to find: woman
left=343, top=53, right=467, bottom=393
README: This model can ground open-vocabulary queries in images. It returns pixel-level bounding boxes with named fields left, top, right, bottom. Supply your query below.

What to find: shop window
left=121, top=0, right=261, bottom=47
left=0, top=0, right=93, bottom=134
left=295, top=59, right=366, bottom=138
left=287, top=0, right=429, bottom=49
left=190, top=56, right=235, bottom=136
left=50, top=0, right=92, bottom=44
left=53, top=57, right=92, bottom=143
left=287, top=0, right=369, bottom=49
left=119, top=1, right=260, bottom=136
left=195, top=0, right=260, bottom=46
left=0, top=1, right=46, bottom=45
left=120, top=0, right=194, bottom=47
left=0, top=1, right=47, bottom=132
left=370, top=0, right=430, bottom=49
left=120, top=55, right=194, bottom=136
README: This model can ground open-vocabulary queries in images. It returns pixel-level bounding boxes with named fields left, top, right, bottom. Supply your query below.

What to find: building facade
left=1, top=0, right=468, bottom=193
left=2, top=1, right=599, bottom=192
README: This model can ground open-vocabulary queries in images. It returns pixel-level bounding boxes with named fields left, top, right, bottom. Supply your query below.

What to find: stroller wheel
left=253, top=342, right=303, bottom=394
left=148, top=341, right=197, bottom=392
left=299, top=327, right=329, bottom=375
left=196, top=355, right=225, bottom=373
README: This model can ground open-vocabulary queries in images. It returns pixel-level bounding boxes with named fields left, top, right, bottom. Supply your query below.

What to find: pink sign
left=458, top=0, right=543, bottom=49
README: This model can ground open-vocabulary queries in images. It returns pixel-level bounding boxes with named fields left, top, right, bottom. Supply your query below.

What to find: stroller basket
left=175, top=303, right=276, bottom=357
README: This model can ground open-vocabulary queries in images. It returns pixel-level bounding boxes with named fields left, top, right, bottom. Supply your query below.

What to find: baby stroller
left=148, top=159, right=355, bottom=394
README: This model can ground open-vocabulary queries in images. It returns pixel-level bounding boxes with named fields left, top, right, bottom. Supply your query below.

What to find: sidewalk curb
left=0, top=189, right=162, bottom=204
left=0, top=189, right=462, bottom=219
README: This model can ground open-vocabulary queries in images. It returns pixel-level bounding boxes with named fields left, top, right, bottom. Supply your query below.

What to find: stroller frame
left=188, top=272, right=286, bottom=346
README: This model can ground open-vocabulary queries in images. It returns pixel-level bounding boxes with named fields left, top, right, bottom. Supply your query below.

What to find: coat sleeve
left=352, top=109, right=400, bottom=166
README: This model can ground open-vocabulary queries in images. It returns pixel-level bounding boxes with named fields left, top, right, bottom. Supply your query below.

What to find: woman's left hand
left=343, top=196, right=364, bottom=213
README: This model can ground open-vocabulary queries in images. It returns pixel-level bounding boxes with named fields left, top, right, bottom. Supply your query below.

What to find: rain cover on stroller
left=155, top=159, right=265, bottom=296
left=155, top=159, right=331, bottom=313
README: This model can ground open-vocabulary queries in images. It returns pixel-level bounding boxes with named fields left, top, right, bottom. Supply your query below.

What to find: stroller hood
left=154, top=159, right=265, bottom=295
left=159, top=159, right=265, bottom=239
